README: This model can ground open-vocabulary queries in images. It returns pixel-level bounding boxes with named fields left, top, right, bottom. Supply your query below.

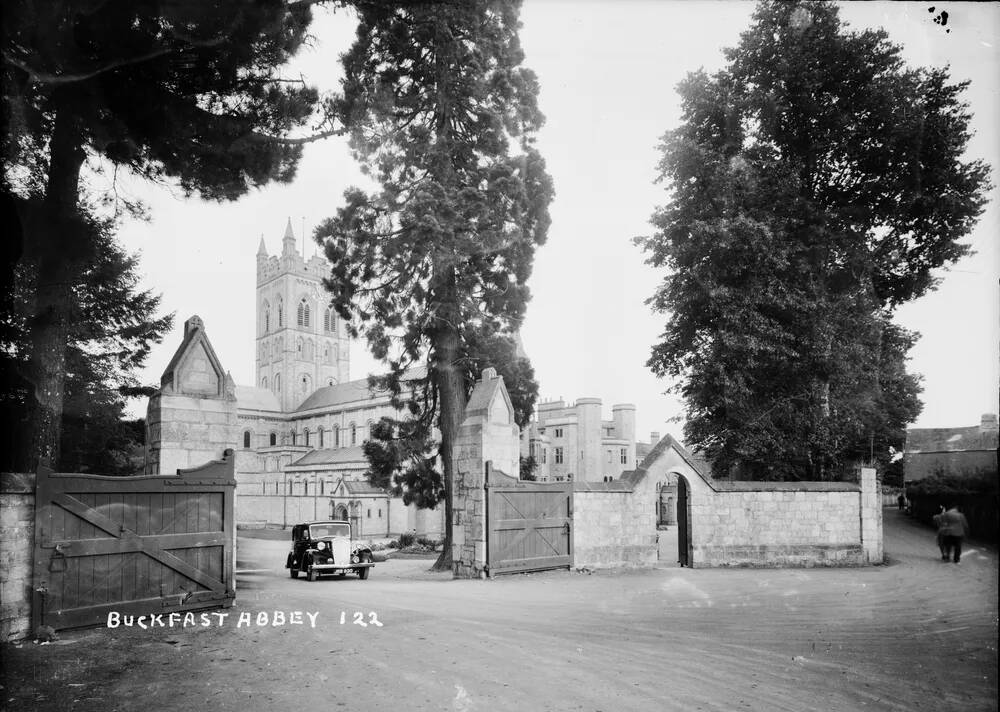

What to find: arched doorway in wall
left=655, top=479, right=679, bottom=565
left=676, top=475, right=691, bottom=567
left=334, top=504, right=348, bottom=521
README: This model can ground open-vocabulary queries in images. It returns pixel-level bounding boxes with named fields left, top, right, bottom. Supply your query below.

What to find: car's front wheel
left=289, top=566, right=298, bottom=579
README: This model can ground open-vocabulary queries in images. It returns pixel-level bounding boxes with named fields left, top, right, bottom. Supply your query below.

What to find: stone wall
left=633, top=436, right=883, bottom=567
left=1, top=472, right=34, bottom=641
left=572, top=483, right=657, bottom=569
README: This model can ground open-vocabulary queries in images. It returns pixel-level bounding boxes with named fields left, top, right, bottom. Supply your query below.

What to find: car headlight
left=351, top=554, right=359, bottom=564
left=316, top=541, right=326, bottom=550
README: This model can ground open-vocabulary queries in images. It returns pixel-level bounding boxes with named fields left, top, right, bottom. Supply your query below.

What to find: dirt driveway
left=4, top=509, right=997, bottom=712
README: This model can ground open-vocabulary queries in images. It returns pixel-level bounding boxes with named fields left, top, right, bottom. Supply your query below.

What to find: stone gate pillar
left=451, top=368, right=519, bottom=578
left=860, top=467, right=883, bottom=564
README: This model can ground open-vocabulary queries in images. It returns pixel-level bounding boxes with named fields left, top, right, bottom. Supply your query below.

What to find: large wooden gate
left=486, top=476, right=573, bottom=576
left=33, top=451, right=236, bottom=631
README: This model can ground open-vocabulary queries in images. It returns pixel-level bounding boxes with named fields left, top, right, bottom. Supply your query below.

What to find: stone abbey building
left=144, top=221, right=643, bottom=537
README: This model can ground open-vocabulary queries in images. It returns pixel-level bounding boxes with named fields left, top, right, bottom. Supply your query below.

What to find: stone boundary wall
left=572, top=483, right=657, bottom=569
left=1, top=472, right=35, bottom=641
left=633, top=437, right=883, bottom=568
left=693, top=484, right=865, bottom=566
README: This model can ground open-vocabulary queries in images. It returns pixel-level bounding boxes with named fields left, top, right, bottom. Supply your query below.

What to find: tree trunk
left=430, top=305, right=466, bottom=572
left=26, top=102, right=86, bottom=471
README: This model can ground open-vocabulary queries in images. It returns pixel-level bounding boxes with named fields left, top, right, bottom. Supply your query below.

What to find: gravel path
left=4, top=508, right=996, bottom=712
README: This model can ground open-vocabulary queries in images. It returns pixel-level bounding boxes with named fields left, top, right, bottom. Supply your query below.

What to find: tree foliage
left=362, top=329, right=539, bottom=504
left=318, top=0, right=552, bottom=559
left=2, top=0, right=325, bottom=469
left=637, top=1, right=989, bottom=480
left=0, top=196, right=172, bottom=472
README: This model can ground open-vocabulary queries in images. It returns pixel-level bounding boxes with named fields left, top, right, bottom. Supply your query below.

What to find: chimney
left=650, top=431, right=661, bottom=444
left=482, top=367, right=498, bottom=380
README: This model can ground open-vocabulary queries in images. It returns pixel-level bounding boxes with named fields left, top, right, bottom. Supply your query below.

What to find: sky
left=113, top=1, right=1000, bottom=443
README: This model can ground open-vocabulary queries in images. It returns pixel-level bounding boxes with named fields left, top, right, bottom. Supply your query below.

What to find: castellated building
left=145, top=220, right=641, bottom=537
left=520, top=399, right=638, bottom=483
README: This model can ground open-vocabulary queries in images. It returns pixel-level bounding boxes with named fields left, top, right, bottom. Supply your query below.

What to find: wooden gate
left=486, top=475, right=573, bottom=576
left=33, top=451, right=236, bottom=631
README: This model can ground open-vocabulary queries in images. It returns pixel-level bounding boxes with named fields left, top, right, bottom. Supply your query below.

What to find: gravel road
left=4, top=508, right=996, bottom=712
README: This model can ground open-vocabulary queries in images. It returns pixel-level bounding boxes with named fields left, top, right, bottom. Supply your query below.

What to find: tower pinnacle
left=281, top=217, right=296, bottom=256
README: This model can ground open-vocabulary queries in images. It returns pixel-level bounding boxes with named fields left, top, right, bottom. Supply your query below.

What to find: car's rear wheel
left=289, top=565, right=298, bottom=579
left=357, top=553, right=371, bottom=580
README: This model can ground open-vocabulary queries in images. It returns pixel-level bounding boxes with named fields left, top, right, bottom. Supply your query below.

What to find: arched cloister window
left=243, top=431, right=251, bottom=449
left=291, top=430, right=297, bottom=446
left=277, top=297, right=284, bottom=327
left=269, top=432, right=277, bottom=447
left=304, top=428, right=310, bottom=447
left=333, top=425, right=340, bottom=448
left=318, top=428, right=325, bottom=448
left=304, top=481, right=309, bottom=496
left=297, top=298, right=310, bottom=328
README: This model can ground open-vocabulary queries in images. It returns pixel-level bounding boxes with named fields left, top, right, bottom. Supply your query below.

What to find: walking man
left=939, top=504, right=970, bottom=564
left=932, top=505, right=948, bottom=560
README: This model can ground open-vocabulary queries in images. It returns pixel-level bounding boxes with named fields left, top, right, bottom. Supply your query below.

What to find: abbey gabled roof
left=235, top=385, right=281, bottom=413
left=288, top=446, right=367, bottom=467
left=294, top=366, right=429, bottom=413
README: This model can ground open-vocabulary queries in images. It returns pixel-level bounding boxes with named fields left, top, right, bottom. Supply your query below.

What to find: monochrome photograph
left=2, top=1, right=997, bottom=710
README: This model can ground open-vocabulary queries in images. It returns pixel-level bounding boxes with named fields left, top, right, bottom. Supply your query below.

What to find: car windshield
left=309, top=524, right=350, bottom=539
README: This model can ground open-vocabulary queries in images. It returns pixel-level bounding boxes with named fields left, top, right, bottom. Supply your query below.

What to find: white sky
left=113, top=1, right=1000, bottom=441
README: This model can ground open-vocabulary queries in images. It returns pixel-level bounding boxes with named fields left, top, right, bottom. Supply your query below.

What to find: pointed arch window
left=298, top=298, right=310, bottom=328
left=274, top=373, right=281, bottom=395
left=324, top=307, right=336, bottom=333
left=270, top=432, right=277, bottom=447
left=243, top=431, right=251, bottom=449
left=334, top=425, right=340, bottom=449
left=319, top=428, right=324, bottom=448
left=304, top=428, right=310, bottom=447
left=261, top=376, right=268, bottom=389
left=350, top=423, right=357, bottom=446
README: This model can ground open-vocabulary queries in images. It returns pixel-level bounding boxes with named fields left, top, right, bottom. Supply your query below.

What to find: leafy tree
left=637, top=1, right=989, bottom=480
left=518, top=454, right=537, bottom=481
left=0, top=197, right=171, bottom=472
left=320, top=0, right=552, bottom=566
left=2, top=0, right=326, bottom=469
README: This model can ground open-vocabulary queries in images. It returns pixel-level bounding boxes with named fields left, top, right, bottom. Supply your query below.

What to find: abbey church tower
left=255, top=219, right=350, bottom=412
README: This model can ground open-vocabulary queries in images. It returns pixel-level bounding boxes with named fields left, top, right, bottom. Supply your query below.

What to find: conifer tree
left=637, top=1, right=989, bottom=480
left=318, top=0, right=552, bottom=565
left=2, top=0, right=326, bottom=469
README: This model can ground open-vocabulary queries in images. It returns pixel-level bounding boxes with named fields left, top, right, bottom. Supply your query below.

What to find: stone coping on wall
left=572, top=481, right=633, bottom=492
left=712, top=481, right=861, bottom=492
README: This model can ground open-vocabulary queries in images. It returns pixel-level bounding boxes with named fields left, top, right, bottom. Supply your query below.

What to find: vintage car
left=285, top=521, right=375, bottom=581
